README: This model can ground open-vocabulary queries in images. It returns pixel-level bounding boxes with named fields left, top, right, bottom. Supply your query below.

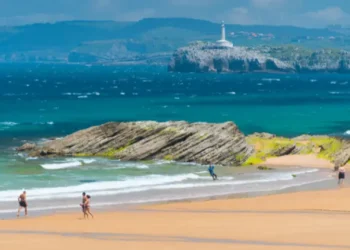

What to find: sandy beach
left=263, top=154, right=335, bottom=169
left=1, top=183, right=350, bottom=250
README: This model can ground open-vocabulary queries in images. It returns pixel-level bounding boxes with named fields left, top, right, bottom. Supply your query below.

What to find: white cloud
left=250, top=0, right=286, bottom=9
left=305, top=6, right=349, bottom=23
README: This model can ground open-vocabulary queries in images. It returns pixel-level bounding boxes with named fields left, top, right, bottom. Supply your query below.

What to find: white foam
left=26, top=157, right=38, bottom=161
left=0, top=168, right=322, bottom=202
left=41, top=158, right=97, bottom=170
left=345, top=130, right=350, bottom=135
left=41, top=161, right=82, bottom=170
left=0, top=173, right=201, bottom=201
left=136, top=164, right=149, bottom=169
left=227, top=92, right=236, bottom=95
left=0, top=122, right=18, bottom=126
left=195, top=171, right=208, bottom=174
left=82, top=159, right=96, bottom=164
left=0, top=121, right=18, bottom=130
left=262, top=78, right=280, bottom=82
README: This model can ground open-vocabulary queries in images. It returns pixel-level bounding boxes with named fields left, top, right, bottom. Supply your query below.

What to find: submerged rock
left=19, top=121, right=254, bottom=166
left=17, top=143, right=36, bottom=152
left=257, top=166, right=274, bottom=171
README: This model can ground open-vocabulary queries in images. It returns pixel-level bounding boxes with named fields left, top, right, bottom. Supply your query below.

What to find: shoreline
left=0, top=165, right=339, bottom=221
left=2, top=187, right=350, bottom=250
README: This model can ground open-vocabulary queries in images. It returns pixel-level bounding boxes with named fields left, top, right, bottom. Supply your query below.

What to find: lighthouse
left=216, top=21, right=233, bottom=48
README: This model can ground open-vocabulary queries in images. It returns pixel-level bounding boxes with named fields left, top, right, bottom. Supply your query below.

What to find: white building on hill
left=216, top=21, right=233, bottom=48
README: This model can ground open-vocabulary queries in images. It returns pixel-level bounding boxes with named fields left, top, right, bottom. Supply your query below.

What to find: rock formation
left=17, top=121, right=350, bottom=167
left=168, top=43, right=350, bottom=73
left=19, top=121, right=254, bottom=166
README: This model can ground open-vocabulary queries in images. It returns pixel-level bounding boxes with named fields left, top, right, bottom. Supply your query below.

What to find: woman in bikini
left=83, top=195, right=94, bottom=219
left=338, top=165, right=346, bottom=187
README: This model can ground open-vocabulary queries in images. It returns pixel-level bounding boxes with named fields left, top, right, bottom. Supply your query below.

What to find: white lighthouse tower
left=216, top=21, right=233, bottom=48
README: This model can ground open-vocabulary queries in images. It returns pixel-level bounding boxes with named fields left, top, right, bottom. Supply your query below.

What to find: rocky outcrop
left=245, top=134, right=349, bottom=166
left=334, top=140, right=350, bottom=167
left=168, top=43, right=350, bottom=73
left=19, top=121, right=254, bottom=166
left=17, top=143, right=36, bottom=152
left=17, top=121, right=350, bottom=167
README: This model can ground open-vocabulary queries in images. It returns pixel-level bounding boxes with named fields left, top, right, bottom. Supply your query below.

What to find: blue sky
left=0, top=0, right=349, bottom=27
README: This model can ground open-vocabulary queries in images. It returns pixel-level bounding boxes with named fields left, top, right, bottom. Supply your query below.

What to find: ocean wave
left=345, top=130, right=350, bottom=135
left=40, top=158, right=97, bottom=170
left=136, top=164, right=149, bottom=169
left=0, top=173, right=202, bottom=201
left=0, top=122, right=18, bottom=126
left=195, top=171, right=208, bottom=174
left=41, top=161, right=82, bottom=170
left=0, top=121, right=18, bottom=131
left=255, top=169, right=318, bottom=179
left=26, top=157, right=38, bottom=161
left=63, top=92, right=100, bottom=97
left=262, top=78, right=280, bottom=82
left=111, top=162, right=150, bottom=170
left=0, top=177, right=332, bottom=215
left=0, top=168, right=322, bottom=202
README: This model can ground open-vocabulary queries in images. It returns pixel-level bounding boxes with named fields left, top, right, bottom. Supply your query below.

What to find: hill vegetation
left=0, top=18, right=348, bottom=64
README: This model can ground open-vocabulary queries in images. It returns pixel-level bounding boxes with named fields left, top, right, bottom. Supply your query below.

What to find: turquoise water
left=2, top=63, right=350, bottom=140
left=0, top=63, right=346, bottom=212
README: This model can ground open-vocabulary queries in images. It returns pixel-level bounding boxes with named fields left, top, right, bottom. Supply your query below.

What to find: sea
left=0, top=63, right=348, bottom=216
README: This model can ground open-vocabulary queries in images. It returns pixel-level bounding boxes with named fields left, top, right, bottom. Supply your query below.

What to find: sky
left=0, top=0, right=349, bottom=28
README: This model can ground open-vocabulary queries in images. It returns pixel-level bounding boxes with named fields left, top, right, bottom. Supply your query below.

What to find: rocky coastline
left=168, top=43, right=350, bottom=73
left=17, top=121, right=350, bottom=167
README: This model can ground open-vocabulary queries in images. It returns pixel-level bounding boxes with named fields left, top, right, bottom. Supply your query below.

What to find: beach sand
left=1, top=186, right=350, bottom=250
left=263, top=154, right=335, bottom=169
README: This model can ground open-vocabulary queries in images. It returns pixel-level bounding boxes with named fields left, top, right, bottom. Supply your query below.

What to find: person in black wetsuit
left=17, top=191, right=27, bottom=217
left=208, top=164, right=218, bottom=180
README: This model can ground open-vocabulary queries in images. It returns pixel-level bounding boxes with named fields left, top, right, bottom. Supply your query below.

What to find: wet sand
left=1, top=186, right=350, bottom=250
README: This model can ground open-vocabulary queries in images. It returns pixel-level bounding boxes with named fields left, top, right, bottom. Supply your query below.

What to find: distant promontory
left=168, top=43, right=350, bottom=73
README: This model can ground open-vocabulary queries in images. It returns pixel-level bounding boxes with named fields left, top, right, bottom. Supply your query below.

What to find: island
left=17, top=121, right=350, bottom=168
left=168, top=22, right=350, bottom=73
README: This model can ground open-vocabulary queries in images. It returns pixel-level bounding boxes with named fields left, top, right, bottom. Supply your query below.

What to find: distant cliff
left=168, top=43, right=350, bottom=73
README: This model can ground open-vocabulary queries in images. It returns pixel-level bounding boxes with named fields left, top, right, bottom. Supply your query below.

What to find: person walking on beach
left=80, top=192, right=87, bottom=215
left=338, top=166, right=346, bottom=187
left=208, top=164, right=218, bottom=180
left=17, top=191, right=27, bottom=217
left=83, top=195, right=94, bottom=219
